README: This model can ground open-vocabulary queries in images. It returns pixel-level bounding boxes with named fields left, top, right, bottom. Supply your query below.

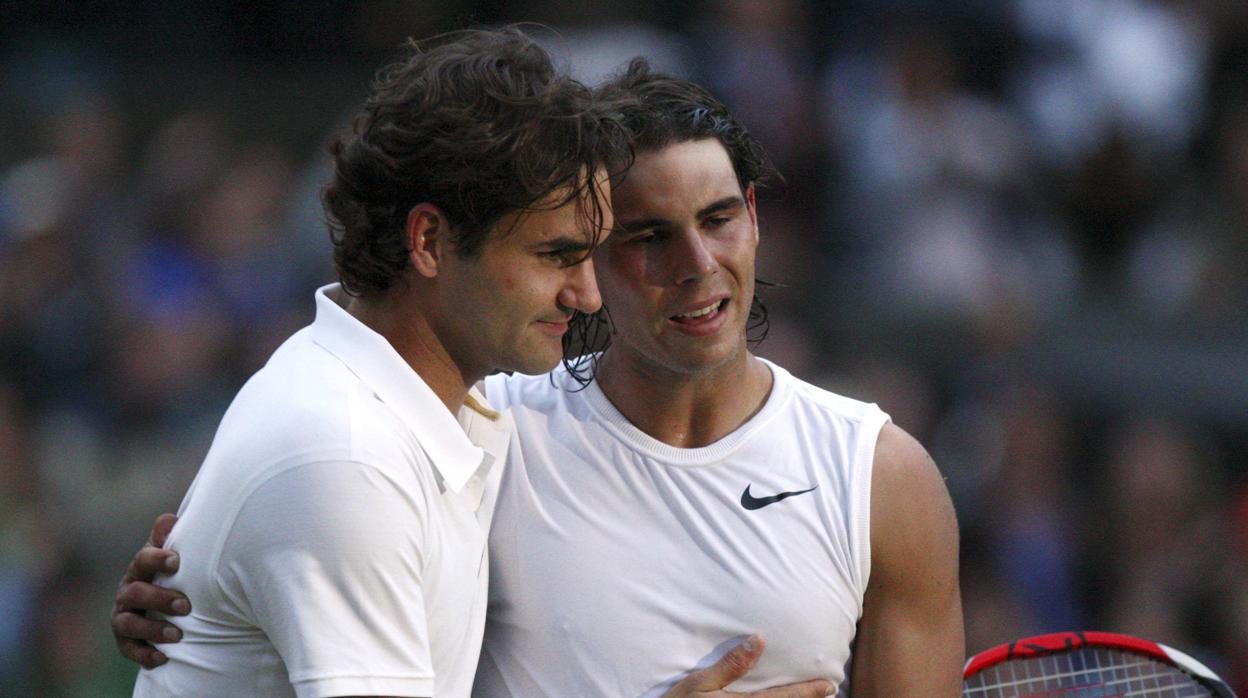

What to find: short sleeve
left=217, top=460, right=435, bottom=698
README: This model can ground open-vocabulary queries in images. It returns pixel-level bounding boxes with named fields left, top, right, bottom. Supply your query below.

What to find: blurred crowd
left=2, top=1, right=1247, bottom=695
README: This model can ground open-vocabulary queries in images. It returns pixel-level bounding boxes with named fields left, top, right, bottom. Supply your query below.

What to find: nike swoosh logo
left=740, top=484, right=818, bottom=510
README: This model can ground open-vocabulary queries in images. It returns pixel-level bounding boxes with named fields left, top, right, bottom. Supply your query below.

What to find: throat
left=596, top=353, right=773, bottom=448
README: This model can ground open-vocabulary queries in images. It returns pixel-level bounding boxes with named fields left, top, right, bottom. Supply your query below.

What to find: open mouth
left=670, top=299, right=727, bottom=325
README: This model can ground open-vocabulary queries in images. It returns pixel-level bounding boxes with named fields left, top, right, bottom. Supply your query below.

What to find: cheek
left=492, top=261, right=524, bottom=291
left=601, top=282, right=656, bottom=332
left=597, top=267, right=636, bottom=314
left=497, top=265, right=534, bottom=293
left=724, top=237, right=758, bottom=273
left=600, top=250, right=647, bottom=292
left=593, top=256, right=623, bottom=299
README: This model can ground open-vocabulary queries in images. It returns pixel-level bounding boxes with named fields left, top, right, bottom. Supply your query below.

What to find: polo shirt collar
left=308, top=283, right=486, bottom=493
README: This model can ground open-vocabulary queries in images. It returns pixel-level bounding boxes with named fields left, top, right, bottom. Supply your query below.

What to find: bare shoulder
left=852, top=422, right=964, bottom=696
left=870, top=422, right=958, bottom=565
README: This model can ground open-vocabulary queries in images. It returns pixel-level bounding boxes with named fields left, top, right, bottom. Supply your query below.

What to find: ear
left=406, top=203, right=450, bottom=278
left=744, top=184, right=759, bottom=244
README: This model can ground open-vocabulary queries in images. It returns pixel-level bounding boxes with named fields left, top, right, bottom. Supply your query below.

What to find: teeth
left=678, top=302, right=719, bottom=319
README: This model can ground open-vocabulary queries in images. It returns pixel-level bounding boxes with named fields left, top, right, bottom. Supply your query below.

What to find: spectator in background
left=818, top=17, right=1080, bottom=328
left=1094, top=416, right=1232, bottom=667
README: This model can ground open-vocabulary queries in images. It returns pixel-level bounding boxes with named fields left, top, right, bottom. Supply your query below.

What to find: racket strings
left=963, top=647, right=1213, bottom=697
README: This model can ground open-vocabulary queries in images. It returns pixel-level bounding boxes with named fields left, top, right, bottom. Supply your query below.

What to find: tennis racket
left=963, top=630, right=1236, bottom=697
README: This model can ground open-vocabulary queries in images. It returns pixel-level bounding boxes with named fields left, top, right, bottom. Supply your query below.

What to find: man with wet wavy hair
left=474, top=58, right=963, bottom=696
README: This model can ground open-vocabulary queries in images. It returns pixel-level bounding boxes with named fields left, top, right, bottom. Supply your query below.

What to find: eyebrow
left=529, top=235, right=594, bottom=252
left=615, top=195, right=746, bottom=232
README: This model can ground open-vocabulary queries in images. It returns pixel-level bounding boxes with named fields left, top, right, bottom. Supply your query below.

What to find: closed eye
left=629, top=230, right=661, bottom=244
left=538, top=246, right=589, bottom=267
left=610, top=225, right=663, bottom=245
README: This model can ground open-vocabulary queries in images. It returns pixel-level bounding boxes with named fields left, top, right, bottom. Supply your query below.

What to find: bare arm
left=849, top=423, right=963, bottom=697
left=111, top=513, right=191, bottom=668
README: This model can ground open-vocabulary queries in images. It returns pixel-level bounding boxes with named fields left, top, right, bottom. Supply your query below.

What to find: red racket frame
left=963, top=630, right=1236, bottom=697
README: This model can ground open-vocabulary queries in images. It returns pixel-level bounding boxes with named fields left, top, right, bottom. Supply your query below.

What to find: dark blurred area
left=2, top=1, right=1246, bottom=695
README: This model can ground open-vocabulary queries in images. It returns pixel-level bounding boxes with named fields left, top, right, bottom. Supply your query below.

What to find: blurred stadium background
left=2, top=0, right=1247, bottom=695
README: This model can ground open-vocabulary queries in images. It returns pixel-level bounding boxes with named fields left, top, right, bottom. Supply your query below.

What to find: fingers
left=110, top=580, right=187, bottom=669
left=685, top=635, right=765, bottom=692
left=112, top=514, right=184, bottom=670
left=111, top=608, right=183, bottom=645
left=111, top=604, right=182, bottom=670
left=660, top=636, right=835, bottom=698
left=734, top=679, right=835, bottom=698
left=116, top=579, right=190, bottom=617
left=123, top=545, right=179, bottom=585
left=147, top=513, right=178, bottom=548
left=121, top=513, right=180, bottom=591
left=115, top=634, right=169, bottom=670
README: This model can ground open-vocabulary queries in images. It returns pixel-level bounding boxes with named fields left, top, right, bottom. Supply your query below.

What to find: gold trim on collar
left=463, top=393, right=501, bottom=421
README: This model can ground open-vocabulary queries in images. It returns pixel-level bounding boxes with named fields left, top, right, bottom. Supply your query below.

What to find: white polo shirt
left=133, top=284, right=510, bottom=698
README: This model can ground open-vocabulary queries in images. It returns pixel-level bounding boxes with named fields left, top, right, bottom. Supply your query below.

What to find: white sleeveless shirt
left=475, top=359, right=887, bottom=696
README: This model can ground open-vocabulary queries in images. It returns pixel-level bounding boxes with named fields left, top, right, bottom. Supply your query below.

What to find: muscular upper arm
left=850, top=422, right=963, bottom=697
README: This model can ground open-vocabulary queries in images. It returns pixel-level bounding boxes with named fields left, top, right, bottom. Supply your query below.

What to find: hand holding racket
left=963, top=631, right=1235, bottom=697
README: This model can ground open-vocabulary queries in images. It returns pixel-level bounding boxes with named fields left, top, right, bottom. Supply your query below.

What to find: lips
left=535, top=317, right=571, bottom=336
left=670, top=298, right=727, bottom=326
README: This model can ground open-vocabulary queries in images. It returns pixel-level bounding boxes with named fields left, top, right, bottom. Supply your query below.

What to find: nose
left=557, top=258, right=603, bottom=314
left=672, top=228, right=717, bottom=285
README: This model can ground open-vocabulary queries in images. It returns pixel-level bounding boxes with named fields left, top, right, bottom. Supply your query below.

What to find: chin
left=506, top=346, right=565, bottom=376
left=660, top=342, right=743, bottom=376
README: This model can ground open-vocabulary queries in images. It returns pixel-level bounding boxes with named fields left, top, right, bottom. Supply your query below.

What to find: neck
left=346, top=292, right=478, bottom=414
left=595, top=346, right=772, bottom=448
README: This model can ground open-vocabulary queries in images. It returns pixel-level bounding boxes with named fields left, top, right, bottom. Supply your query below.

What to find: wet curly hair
left=323, top=27, right=628, bottom=297
left=595, top=57, right=778, bottom=194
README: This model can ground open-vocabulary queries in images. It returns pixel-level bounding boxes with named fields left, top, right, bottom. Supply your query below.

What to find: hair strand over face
left=559, top=58, right=779, bottom=388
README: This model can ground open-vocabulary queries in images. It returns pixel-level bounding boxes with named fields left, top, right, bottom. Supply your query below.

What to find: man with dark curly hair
left=472, top=59, right=963, bottom=697
left=122, top=28, right=622, bottom=698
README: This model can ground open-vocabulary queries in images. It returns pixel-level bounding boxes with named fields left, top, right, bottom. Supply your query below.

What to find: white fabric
left=133, top=284, right=510, bottom=698
left=475, top=359, right=886, bottom=697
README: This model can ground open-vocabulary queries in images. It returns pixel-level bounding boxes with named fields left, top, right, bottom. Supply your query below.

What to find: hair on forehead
left=324, top=26, right=630, bottom=298
left=594, top=57, right=779, bottom=193
left=560, top=62, right=779, bottom=389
